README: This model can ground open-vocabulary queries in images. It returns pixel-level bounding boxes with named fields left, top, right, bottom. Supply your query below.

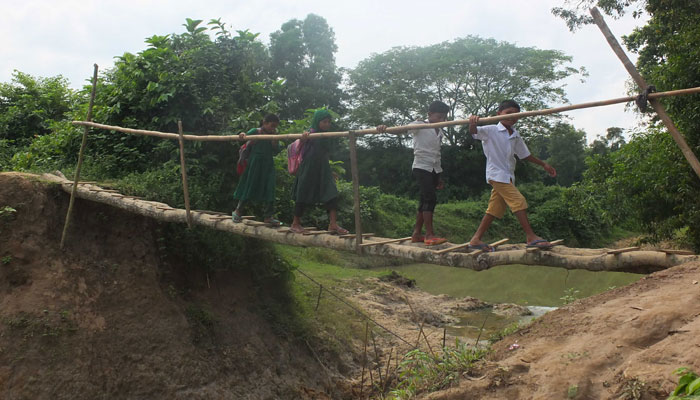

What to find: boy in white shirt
left=468, top=100, right=557, bottom=251
left=408, top=101, right=450, bottom=246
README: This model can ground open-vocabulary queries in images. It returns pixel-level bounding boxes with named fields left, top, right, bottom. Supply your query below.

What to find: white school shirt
left=409, top=120, right=443, bottom=173
left=472, top=122, right=530, bottom=184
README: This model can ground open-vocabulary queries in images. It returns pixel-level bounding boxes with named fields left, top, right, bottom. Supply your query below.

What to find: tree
left=269, top=14, right=345, bottom=119
left=552, top=0, right=646, bottom=31
left=0, top=71, right=76, bottom=146
left=545, top=123, right=587, bottom=186
left=347, top=36, right=585, bottom=146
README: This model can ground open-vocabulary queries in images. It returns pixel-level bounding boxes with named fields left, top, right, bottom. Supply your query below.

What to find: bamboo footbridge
left=57, top=9, right=700, bottom=273
left=45, top=171, right=697, bottom=274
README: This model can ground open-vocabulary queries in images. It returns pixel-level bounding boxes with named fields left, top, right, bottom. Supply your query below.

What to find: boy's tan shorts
left=485, top=180, right=528, bottom=218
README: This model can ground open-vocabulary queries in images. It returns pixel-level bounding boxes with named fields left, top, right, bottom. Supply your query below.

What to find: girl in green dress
left=289, top=109, right=348, bottom=235
left=232, top=114, right=282, bottom=226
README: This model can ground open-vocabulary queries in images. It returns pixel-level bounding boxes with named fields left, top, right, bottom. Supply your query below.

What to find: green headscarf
left=310, top=109, right=332, bottom=132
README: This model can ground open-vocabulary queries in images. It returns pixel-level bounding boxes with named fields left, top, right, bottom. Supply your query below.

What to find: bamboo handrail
left=70, top=86, right=700, bottom=142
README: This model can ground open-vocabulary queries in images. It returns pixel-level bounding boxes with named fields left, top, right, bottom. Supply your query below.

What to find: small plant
left=567, top=384, right=579, bottom=398
left=388, top=339, right=488, bottom=398
left=668, top=367, right=700, bottom=399
left=1, top=255, right=11, bottom=265
left=560, top=287, right=580, bottom=305
left=488, top=322, right=520, bottom=344
left=0, top=206, right=16, bottom=220
left=620, top=377, right=645, bottom=400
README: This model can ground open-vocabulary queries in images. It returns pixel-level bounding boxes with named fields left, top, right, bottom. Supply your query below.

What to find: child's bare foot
left=290, top=224, right=306, bottom=234
left=411, top=234, right=425, bottom=243
left=328, top=225, right=349, bottom=235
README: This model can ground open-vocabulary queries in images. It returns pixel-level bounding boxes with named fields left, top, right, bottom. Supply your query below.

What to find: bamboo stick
left=659, top=249, right=695, bottom=256
left=69, top=86, right=700, bottom=142
left=339, top=233, right=374, bottom=239
left=607, top=246, right=641, bottom=255
left=60, top=64, right=98, bottom=249
left=434, top=238, right=509, bottom=255
left=468, top=238, right=511, bottom=257
left=359, top=236, right=412, bottom=248
left=348, top=131, right=364, bottom=253
left=526, top=239, right=565, bottom=253
left=590, top=7, right=700, bottom=180
left=177, top=120, right=192, bottom=228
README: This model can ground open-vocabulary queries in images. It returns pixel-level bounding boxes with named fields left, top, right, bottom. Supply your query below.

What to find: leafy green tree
left=545, top=123, right=587, bottom=186
left=347, top=36, right=585, bottom=146
left=0, top=71, right=77, bottom=146
left=552, top=0, right=646, bottom=31
left=269, top=14, right=345, bottom=119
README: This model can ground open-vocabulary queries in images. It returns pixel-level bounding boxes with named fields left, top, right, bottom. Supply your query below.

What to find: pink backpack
left=287, top=139, right=304, bottom=175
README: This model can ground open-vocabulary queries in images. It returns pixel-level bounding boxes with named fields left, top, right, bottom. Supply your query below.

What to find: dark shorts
left=413, top=168, right=440, bottom=212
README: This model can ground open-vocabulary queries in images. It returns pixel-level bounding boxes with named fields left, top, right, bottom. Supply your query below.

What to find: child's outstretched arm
left=524, top=155, right=557, bottom=177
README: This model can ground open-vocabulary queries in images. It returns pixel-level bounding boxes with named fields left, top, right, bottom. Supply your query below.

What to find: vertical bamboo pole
left=60, top=64, right=98, bottom=249
left=590, top=7, right=700, bottom=180
left=348, top=131, right=363, bottom=253
left=177, top=120, right=193, bottom=228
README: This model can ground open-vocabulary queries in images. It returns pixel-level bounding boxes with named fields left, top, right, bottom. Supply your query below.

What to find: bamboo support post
left=60, top=64, right=98, bottom=249
left=590, top=7, right=700, bottom=180
left=348, top=131, right=364, bottom=253
left=70, top=86, right=700, bottom=143
left=526, top=239, right=565, bottom=253
left=359, top=236, right=412, bottom=248
left=607, top=246, right=641, bottom=255
left=177, top=120, right=193, bottom=228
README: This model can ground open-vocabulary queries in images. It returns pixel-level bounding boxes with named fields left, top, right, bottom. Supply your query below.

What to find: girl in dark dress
left=232, top=114, right=282, bottom=226
left=289, top=109, right=348, bottom=235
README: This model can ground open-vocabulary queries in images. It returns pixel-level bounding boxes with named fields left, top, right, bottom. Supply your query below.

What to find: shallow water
left=376, top=263, right=642, bottom=338
left=382, top=263, right=643, bottom=307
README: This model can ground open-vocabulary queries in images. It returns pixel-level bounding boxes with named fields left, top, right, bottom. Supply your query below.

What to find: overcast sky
left=1, top=0, right=648, bottom=141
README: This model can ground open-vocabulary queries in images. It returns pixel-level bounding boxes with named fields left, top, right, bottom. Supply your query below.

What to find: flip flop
left=468, top=243, right=495, bottom=252
left=231, top=212, right=243, bottom=223
left=411, top=235, right=425, bottom=243
left=328, top=226, right=350, bottom=235
left=526, top=239, right=552, bottom=249
left=424, top=237, right=447, bottom=246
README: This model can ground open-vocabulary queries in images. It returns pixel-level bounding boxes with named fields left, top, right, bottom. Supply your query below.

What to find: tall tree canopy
left=555, top=0, right=700, bottom=248
left=347, top=36, right=584, bottom=146
left=269, top=14, right=344, bottom=119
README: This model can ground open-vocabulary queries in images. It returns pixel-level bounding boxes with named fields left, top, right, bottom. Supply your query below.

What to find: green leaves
left=669, top=367, right=700, bottom=399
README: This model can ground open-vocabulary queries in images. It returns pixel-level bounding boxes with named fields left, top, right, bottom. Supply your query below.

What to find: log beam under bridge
left=41, top=172, right=697, bottom=274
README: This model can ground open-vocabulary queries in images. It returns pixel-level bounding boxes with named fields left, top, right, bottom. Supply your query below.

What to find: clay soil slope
left=424, top=262, right=700, bottom=400
left=0, top=173, right=345, bottom=400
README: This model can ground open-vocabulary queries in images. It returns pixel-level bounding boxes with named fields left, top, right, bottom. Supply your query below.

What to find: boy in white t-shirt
left=407, top=101, right=451, bottom=246
left=468, top=99, right=557, bottom=251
